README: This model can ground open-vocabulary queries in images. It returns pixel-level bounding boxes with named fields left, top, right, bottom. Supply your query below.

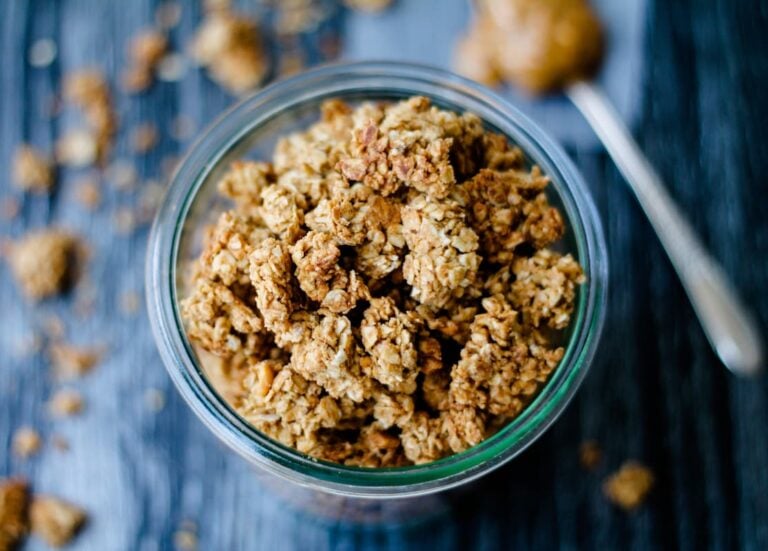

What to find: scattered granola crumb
left=343, top=0, right=393, bottom=12
left=119, top=290, right=142, bottom=316
left=122, top=29, right=168, bottom=93
left=63, top=69, right=116, bottom=164
left=55, top=130, right=98, bottom=167
left=28, top=38, right=57, bottom=68
left=13, top=145, right=54, bottom=194
left=0, top=197, right=21, bottom=221
left=274, top=0, right=329, bottom=34
left=51, top=435, right=70, bottom=452
left=156, top=1, right=183, bottom=30
left=106, top=160, right=138, bottom=191
left=174, top=524, right=198, bottom=551
left=3, top=230, right=80, bottom=301
left=603, top=461, right=655, bottom=510
left=191, top=8, right=268, bottom=94
left=579, top=440, right=602, bottom=470
left=48, top=389, right=85, bottom=417
left=113, top=208, right=138, bottom=235
left=12, top=427, right=42, bottom=459
left=143, top=388, right=166, bottom=412
left=0, top=478, right=29, bottom=550
left=130, top=122, right=159, bottom=154
left=29, top=496, right=87, bottom=548
left=48, top=343, right=102, bottom=379
left=75, top=176, right=102, bottom=210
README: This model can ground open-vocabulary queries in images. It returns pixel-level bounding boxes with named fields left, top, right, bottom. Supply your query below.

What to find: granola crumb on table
left=0, top=478, right=30, bottom=551
left=29, top=496, right=87, bottom=548
left=13, top=145, right=54, bottom=194
left=181, top=96, right=585, bottom=466
left=3, top=230, right=81, bottom=301
left=603, top=461, right=655, bottom=510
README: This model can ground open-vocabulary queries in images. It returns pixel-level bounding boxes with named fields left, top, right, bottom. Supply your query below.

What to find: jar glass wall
left=146, top=62, right=608, bottom=503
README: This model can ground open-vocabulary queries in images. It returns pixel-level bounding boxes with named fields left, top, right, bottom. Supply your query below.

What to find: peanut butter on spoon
left=456, top=0, right=764, bottom=376
left=455, top=0, right=604, bottom=94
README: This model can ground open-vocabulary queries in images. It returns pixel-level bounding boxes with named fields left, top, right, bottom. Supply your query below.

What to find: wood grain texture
left=1, top=1, right=767, bottom=550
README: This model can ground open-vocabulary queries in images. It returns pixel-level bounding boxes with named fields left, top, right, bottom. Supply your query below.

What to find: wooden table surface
left=2, top=1, right=767, bottom=549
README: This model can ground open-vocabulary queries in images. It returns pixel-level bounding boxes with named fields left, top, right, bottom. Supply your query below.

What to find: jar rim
left=146, top=61, right=608, bottom=498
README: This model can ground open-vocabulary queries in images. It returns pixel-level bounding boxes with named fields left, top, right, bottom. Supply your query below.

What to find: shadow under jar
left=146, top=61, right=608, bottom=522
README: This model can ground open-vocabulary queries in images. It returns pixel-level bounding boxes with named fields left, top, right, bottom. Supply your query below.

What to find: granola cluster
left=181, top=96, right=584, bottom=466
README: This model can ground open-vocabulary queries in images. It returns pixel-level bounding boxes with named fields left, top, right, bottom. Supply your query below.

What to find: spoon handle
left=566, top=80, right=763, bottom=376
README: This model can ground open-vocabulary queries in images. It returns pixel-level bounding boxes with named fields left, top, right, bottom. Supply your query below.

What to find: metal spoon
left=466, top=0, right=763, bottom=376
left=566, top=82, right=762, bottom=376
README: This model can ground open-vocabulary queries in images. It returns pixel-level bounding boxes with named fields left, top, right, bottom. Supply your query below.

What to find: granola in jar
left=181, top=96, right=585, bottom=466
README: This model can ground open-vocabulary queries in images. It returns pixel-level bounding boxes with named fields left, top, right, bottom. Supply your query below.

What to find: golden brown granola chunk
left=450, top=296, right=563, bottom=417
left=338, top=96, right=484, bottom=198
left=217, top=161, right=275, bottom=218
left=360, top=297, right=419, bottom=394
left=603, top=461, right=655, bottom=510
left=509, top=249, right=584, bottom=329
left=4, top=230, right=80, bottom=301
left=402, top=194, right=481, bottom=309
left=181, top=279, right=265, bottom=358
left=291, top=231, right=369, bottom=313
left=29, top=496, right=87, bottom=548
left=0, top=478, right=29, bottom=551
left=290, top=314, right=368, bottom=402
left=248, top=238, right=306, bottom=345
left=459, top=167, right=563, bottom=263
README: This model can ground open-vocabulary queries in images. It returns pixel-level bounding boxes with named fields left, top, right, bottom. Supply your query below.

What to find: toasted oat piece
left=603, top=461, right=654, bottom=510
left=12, top=428, right=42, bottom=459
left=29, top=496, right=87, bottom=548
left=3, top=230, right=80, bottom=301
left=0, top=478, right=30, bottom=551
left=13, top=145, right=54, bottom=194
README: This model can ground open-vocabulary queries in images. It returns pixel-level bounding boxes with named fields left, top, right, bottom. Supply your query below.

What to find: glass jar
left=145, top=61, right=608, bottom=520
